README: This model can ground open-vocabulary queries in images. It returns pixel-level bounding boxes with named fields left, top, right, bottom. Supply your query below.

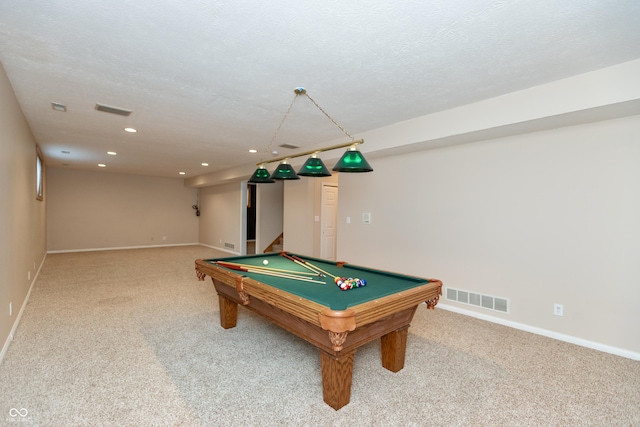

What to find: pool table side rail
left=351, top=279, right=442, bottom=326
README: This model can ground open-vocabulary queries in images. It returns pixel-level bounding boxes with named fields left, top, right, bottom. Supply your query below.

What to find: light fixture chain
left=303, top=92, right=355, bottom=141
left=261, top=94, right=299, bottom=162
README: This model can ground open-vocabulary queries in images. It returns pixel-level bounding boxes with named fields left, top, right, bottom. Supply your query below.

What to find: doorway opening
left=246, top=183, right=256, bottom=254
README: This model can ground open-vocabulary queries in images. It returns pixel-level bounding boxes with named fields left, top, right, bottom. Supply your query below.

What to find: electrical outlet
left=9, top=302, right=12, bottom=316
left=554, top=304, right=564, bottom=316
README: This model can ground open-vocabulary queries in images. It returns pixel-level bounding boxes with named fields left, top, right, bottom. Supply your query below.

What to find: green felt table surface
left=204, top=253, right=430, bottom=311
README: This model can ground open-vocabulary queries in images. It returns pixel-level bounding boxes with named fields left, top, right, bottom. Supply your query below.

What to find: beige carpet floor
left=1, top=245, right=638, bottom=426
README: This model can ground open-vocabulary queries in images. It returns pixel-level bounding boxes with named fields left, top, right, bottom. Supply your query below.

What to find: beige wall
left=46, top=168, right=199, bottom=252
left=281, top=174, right=339, bottom=257
left=198, top=181, right=243, bottom=253
left=282, top=179, right=315, bottom=255
left=337, top=115, right=640, bottom=356
left=196, top=173, right=334, bottom=257
left=256, top=181, right=283, bottom=254
left=0, top=62, right=47, bottom=360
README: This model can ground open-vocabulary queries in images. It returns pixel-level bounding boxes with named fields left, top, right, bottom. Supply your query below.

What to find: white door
left=320, top=185, right=338, bottom=260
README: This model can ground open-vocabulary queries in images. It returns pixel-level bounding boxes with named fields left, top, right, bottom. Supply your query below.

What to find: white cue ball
left=263, top=260, right=269, bottom=265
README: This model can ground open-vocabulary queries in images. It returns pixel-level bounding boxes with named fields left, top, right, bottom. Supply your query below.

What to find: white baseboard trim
left=0, top=254, right=47, bottom=365
left=437, top=303, right=640, bottom=361
left=197, top=243, right=240, bottom=256
left=47, top=242, right=201, bottom=254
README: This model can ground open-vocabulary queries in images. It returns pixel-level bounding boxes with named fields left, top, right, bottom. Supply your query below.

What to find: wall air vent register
left=446, top=287, right=508, bottom=313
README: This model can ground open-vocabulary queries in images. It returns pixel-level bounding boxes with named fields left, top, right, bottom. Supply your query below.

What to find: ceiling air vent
left=95, top=103, right=132, bottom=116
left=51, top=102, right=67, bottom=112
left=279, top=143, right=300, bottom=150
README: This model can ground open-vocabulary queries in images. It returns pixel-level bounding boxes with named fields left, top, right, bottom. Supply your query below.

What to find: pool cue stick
left=216, top=261, right=319, bottom=276
left=243, top=269, right=326, bottom=284
left=289, top=254, right=337, bottom=279
left=217, top=261, right=320, bottom=277
left=216, top=262, right=325, bottom=284
left=280, top=252, right=323, bottom=275
left=215, top=262, right=326, bottom=284
left=214, top=261, right=308, bottom=278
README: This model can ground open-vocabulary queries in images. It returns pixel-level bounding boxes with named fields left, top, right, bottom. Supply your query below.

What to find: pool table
left=195, top=252, right=442, bottom=410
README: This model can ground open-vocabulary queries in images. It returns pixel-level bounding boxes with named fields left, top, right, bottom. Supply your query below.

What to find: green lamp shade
left=332, top=149, right=373, bottom=172
left=270, top=162, right=300, bottom=180
left=248, top=166, right=275, bottom=183
left=297, top=156, right=332, bottom=177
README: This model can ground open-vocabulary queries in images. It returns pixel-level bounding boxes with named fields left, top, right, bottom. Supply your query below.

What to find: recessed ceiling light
left=249, top=149, right=257, bottom=153
left=179, top=171, right=186, bottom=175
left=107, top=151, right=117, bottom=155
left=124, top=127, right=137, bottom=133
left=98, top=164, right=106, bottom=168
left=201, top=163, right=209, bottom=166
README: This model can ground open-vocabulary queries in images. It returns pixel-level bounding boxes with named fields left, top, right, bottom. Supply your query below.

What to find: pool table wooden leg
left=320, top=349, right=355, bottom=410
left=380, top=326, right=409, bottom=372
left=218, top=295, right=238, bottom=329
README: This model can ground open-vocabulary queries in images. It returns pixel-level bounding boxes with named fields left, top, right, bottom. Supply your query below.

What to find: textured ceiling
left=1, top=0, right=640, bottom=178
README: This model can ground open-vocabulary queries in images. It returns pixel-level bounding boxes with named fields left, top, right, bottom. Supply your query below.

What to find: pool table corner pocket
left=318, top=308, right=357, bottom=332
left=235, top=276, right=250, bottom=305
left=195, top=259, right=207, bottom=281
left=425, top=279, right=443, bottom=309
left=318, top=308, right=357, bottom=351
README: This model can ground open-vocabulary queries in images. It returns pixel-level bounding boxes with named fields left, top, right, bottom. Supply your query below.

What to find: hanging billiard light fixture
left=298, top=153, right=332, bottom=177
left=332, top=146, right=373, bottom=172
left=248, top=164, right=275, bottom=183
left=270, top=160, right=300, bottom=180
left=248, top=88, right=373, bottom=183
